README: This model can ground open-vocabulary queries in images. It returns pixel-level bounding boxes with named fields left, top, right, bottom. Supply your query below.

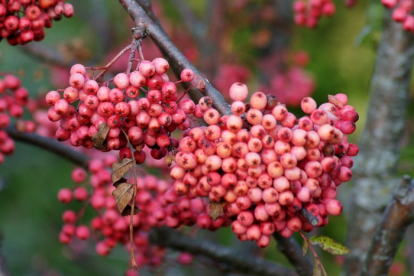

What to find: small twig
left=94, top=44, right=133, bottom=83
left=300, top=232, right=327, bottom=276
left=121, top=129, right=139, bottom=270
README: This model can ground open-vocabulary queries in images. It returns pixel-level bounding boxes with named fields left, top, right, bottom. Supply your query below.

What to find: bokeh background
left=0, top=0, right=412, bottom=275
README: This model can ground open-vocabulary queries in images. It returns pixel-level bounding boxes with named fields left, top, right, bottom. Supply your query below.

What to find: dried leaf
left=112, top=182, right=134, bottom=214
left=121, top=205, right=141, bottom=217
left=113, top=177, right=127, bottom=188
left=309, top=235, right=351, bottom=255
left=92, top=123, right=110, bottom=150
left=302, top=240, right=309, bottom=256
left=328, top=95, right=344, bottom=108
left=191, top=74, right=206, bottom=92
left=209, top=201, right=226, bottom=220
left=166, top=155, right=173, bottom=166
left=111, top=158, right=133, bottom=183
left=313, top=258, right=322, bottom=276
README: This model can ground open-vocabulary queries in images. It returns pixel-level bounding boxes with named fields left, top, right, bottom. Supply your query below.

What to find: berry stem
left=121, top=129, right=139, bottom=271
left=94, top=44, right=133, bottom=83
left=299, top=232, right=327, bottom=276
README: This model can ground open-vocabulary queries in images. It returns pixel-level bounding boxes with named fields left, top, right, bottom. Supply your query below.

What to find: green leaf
left=309, top=235, right=350, bottom=255
left=302, top=240, right=308, bottom=256
left=313, top=258, right=322, bottom=276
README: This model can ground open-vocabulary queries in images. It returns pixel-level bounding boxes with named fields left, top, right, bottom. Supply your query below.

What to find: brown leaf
left=166, top=155, right=173, bottom=166
left=92, top=123, right=110, bottom=150
left=191, top=74, right=206, bottom=93
left=328, top=95, right=344, bottom=108
left=111, top=158, right=133, bottom=183
left=112, top=182, right=134, bottom=214
left=121, top=205, right=141, bottom=216
left=113, top=177, right=127, bottom=188
left=209, top=201, right=226, bottom=220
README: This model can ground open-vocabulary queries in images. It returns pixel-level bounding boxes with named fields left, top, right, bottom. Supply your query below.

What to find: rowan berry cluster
left=58, top=157, right=198, bottom=273
left=293, top=0, right=357, bottom=28
left=170, top=83, right=359, bottom=246
left=46, top=59, right=206, bottom=163
left=0, top=0, right=74, bottom=45
left=0, top=73, right=36, bottom=163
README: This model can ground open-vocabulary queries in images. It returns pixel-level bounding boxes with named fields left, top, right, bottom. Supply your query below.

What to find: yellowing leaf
left=313, top=258, right=322, bottom=276
left=111, top=158, right=133, bottom=183
left=302, top=240, right=309, bottom=256
left=309, top=235, right=351, bottom=255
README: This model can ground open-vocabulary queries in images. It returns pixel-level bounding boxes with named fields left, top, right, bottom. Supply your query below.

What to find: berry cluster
left=293, top=0, right=357, bottom=28
left=0, top=0, right=74, bottom=45
left=0, top=74, right=36, bottom=163
left=170, top=83, right=359, bottom=246
left=58, top=158, right=174, bottom=271
left=46, top=59, right=206, bottom=163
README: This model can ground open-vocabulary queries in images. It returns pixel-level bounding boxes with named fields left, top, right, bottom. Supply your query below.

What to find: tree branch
left=362, top=176, right=414, bottom=275
left=119, top=0, right=231, bottom=115
left=273, top=232, right=313, bottom=276
left=20, top=43, right=77, bottom=67
left=150, top=227, right=297, bottom=276
left=5, top=127, right=89, bottom=169
left=344, top=10, right=414, bottom=276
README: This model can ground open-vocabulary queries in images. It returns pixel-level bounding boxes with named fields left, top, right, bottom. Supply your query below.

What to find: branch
left=118, top=0, right=231, bottom=115
left=0, top=252, right=10, bottom=276
left=362, top=176, right=414, bottom=275
left=344, top=10, right=414, bottom=276
left=150, top=227, right=297, bottom=276
left=5, top=127, right=89, bottom=169
left=19, top=43, right=77, bottom=68
left=273, top=232, right=313, bottom=276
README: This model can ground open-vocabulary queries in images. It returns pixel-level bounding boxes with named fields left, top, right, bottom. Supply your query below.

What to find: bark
left=150, top=227, right=297, bottom=276
left=343, top=10, right=414, bottom=276
left=273, top=232, right=313, bottom=276
left=362, top=176, right=414, bottom=275
left=119, top=0, right=231, bottom=115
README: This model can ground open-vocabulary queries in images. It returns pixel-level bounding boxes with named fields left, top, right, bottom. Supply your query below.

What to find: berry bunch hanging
left=169, top=82, right=359, bottom=246
left=0, top=0, right=74, bottom=45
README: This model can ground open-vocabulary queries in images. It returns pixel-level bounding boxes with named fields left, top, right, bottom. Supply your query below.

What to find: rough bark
left=151, top=227, right=297, bottom=276
left=343, top=10, right=414, bottom=276
left=273, top=232, right=313, bottom=276
left=119, top=0, right=231, bottom=115
left=362, top=176, right=414, bottom=275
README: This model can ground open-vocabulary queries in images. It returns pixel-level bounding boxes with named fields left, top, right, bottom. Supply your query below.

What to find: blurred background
left=0, top=0, right=412, bottom=275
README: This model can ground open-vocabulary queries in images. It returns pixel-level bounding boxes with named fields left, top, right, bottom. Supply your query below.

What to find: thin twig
left=121, top=129, right=139, bottom=270
left=94, top=44, right=133, bottom=83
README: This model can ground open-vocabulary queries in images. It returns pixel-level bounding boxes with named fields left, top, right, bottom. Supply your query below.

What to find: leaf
left=209, top=201, right=225, bottom=220
left=113, top=177, right=127, bottom=188
left=92, top=123, right=110, bottom=150
left=313, top=258, right=322, bottom=276
left=112, top=182, right=135, bottom=214
left=309, top=235, right=351, bottom=255
left=302, top=240, right=309, bottom=256
left=121, top=205, right=141, bottom=217
left=328, top=95, right=344, bottom=108
left=111, top=158, right=133, bottom=183
left=166, top=155, right=173, bottom=166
